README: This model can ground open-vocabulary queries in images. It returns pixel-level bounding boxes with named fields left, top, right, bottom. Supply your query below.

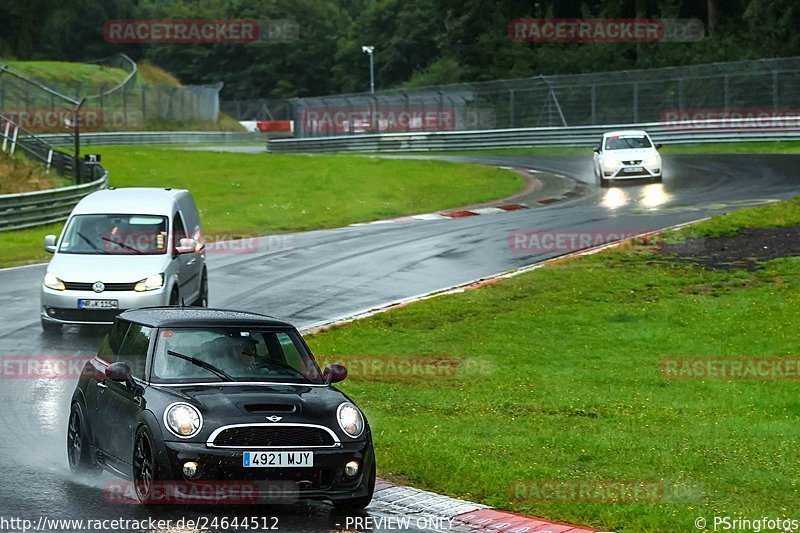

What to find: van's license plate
left=78, top=299, right=119, bottom=309
left=243, top=451, right=314, bottom=468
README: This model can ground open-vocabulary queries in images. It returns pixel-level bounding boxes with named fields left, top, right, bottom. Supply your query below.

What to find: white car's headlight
left=44, top=272, right=65, bottom=291
left=337, top=402, right=365, bottom=438
left=164, top=403, right=203, bottom=438
left=134, top=273, right=164, bottom=292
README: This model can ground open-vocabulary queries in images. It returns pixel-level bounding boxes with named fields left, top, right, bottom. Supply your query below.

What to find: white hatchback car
left=593, top=130, right=662, bottom=187
left=40, top=188, right=207, bottom=331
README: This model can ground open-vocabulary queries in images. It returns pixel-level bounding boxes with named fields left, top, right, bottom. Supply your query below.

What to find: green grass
left=0, top=147, right=522, bottom=268
left=305, top=198, right=800, bottom=531
left=421, top=140, right=800, bottom=157
left=3, top=59, right=129, bottom=86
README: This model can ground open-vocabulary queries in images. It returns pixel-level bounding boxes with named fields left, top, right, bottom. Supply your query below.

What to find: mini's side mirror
left=175, top=237, right=197, bottom=254
left=106, top=361, right=132, bottom=383
left=323, top=363, right=348, bottom=384
left=44, top=235, right=57, bottom=253
left=655, top=143, right=663, bottom=149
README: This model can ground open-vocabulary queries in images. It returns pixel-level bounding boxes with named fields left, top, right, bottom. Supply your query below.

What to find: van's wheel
left=42, top=317, right=62, bottom=333
left=194, top=271, right=208, bottom=307
left=67, top=403, right=100, bottom=476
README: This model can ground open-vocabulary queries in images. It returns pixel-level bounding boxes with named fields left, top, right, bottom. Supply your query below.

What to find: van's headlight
left=44, top=272, right=65, bottom=291
left=337, top=402, right=365, bottom=438
left=134, top=273, right=164, bottom=292
left=164, top=403, right=203, bottom=438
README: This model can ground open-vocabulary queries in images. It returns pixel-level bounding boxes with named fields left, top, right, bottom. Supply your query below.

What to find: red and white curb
left=349, top=203, right=528, bottom=227
left=371, top=478, right=599, bottom=532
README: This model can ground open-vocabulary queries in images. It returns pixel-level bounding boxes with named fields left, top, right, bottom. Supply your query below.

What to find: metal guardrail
left=0, top=171, right=108, bottom=231
left=267, top=118, right=800, bottom=153
left=39, top=131, right=265, bottom=147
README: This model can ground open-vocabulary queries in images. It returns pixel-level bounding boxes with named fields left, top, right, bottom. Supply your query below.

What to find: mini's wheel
left=133, top=427, right=160, bottom=504
left=67, top=403, right=100, bottom=476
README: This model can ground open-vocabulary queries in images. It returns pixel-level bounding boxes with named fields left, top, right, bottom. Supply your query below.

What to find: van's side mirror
left=655, top=143, right=663, bottom=149
left=175, top=238, right=197, bottom=254
left=44, top=235, right=57, bottom=253
left=592, top=146, right=601, bottom=153
left=323, top=363, right=348, bottom=384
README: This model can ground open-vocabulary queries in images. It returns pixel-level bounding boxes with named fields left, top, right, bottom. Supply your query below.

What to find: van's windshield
left=58, top=214, right=169, bottom=255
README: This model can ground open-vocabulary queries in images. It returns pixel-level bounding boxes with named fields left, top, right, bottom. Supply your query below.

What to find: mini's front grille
left=63, top=281, right=138, bottom=291
left=622, top=160, right=643, bottom=165
left=211, top=425, right=336, bottom=448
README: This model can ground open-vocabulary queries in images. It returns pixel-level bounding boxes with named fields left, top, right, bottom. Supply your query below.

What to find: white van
left=40, top=188, right=207, bottom=331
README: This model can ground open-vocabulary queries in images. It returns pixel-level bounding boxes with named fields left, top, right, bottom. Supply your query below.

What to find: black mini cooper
left=67, top=307, right=375, bottom=510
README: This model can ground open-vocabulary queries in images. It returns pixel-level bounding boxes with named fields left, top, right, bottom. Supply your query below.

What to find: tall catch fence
left=224, top=57, right=800, bottom=138
left=0, top=54, right=223, bottom=132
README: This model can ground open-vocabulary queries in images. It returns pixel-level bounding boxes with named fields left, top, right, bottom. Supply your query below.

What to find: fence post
left=10, top=126, right=18, bottom=154
left=142, top=84, right=147, bottom=123
left=509, top=88, right=515, bottom=129
left=723, top=75, right=729, bottom=111
left=772, top=70, right=779, bottom=110
left=2, top=121, right=9, bottom=151
left=591, top=83, right=597, bottom=124
left=633, top=81, right=639, bottom=123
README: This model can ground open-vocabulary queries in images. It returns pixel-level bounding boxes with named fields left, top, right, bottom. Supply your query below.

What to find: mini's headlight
left=337, top=402, right=365, bottom=438
left=44, top=272, right=65, bottom=291
left=134, top=273, right=164, bottom=292
left=164, top=403, right=202, bottom=438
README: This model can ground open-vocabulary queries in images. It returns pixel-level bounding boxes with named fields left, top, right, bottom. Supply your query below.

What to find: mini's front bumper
left=40, top=286, right=169, bottom=325
left=154, top=440, right=375, bottom=504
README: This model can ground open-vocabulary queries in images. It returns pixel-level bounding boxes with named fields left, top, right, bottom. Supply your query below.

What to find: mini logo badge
left=266, top=416, right=282, bottom=422
left=92, top=282, right=105, bottom=293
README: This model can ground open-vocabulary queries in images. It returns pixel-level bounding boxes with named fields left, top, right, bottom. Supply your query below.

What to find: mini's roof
left=603, top=130, right=649, bottom=137
left=119, top=307, right=293, bottom=329
left=71, top=188, right=188, bottom=216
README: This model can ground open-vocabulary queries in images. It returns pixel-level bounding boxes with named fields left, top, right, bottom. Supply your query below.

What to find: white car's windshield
left=151, top=327, right=324, bottom=384
left=58, top=214, right=168, bottom=255
left=605, top=136, right=652, bottom=150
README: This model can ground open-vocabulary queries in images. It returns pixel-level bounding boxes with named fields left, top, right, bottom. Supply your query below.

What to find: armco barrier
left=266, top=117, right=800, bottom=153
left=0, top=171, right=108, bottom=231
left=39, top=131, right=265, bottom=147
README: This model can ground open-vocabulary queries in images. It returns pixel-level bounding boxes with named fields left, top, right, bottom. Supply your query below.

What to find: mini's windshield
left=151, top=327, right=324, bottom=384
left=604, top=136, right=652, bottom=150
left=59, top=214, right=169, bottom=255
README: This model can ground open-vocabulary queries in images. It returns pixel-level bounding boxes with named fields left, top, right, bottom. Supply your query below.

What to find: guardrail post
left=2, top=121, right=9, bottom=151
left=10, top=126, right=18, bottom=154
left=46, top=149, right=53, bottom=173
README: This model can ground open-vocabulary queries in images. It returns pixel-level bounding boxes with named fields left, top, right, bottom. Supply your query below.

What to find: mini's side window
left=97, top=319, right=130, bottom=363
left=117, top=324, right=153, bottom=379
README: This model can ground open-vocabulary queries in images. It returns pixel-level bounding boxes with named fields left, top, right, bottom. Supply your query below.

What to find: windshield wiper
left=76, top=231, right=107, bottom=254
left=257, top=357, right=314, bottom=383
left=101, top=235, right=143, bottom=254
left=167, top=350, right=234, bottom=382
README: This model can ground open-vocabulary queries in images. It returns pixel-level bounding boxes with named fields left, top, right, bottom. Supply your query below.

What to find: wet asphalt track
left=0, top=152, right=798, bottom=532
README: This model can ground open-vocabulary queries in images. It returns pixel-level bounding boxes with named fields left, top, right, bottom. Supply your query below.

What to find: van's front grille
left=63, top=281, right=139, bottom=292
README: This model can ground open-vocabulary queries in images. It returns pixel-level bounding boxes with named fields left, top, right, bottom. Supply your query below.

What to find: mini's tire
left=67, top=403, right=100, bottom=476
left=332, top=462, right=376, bottom=512
left=133, top=427, right=161, bottom=505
